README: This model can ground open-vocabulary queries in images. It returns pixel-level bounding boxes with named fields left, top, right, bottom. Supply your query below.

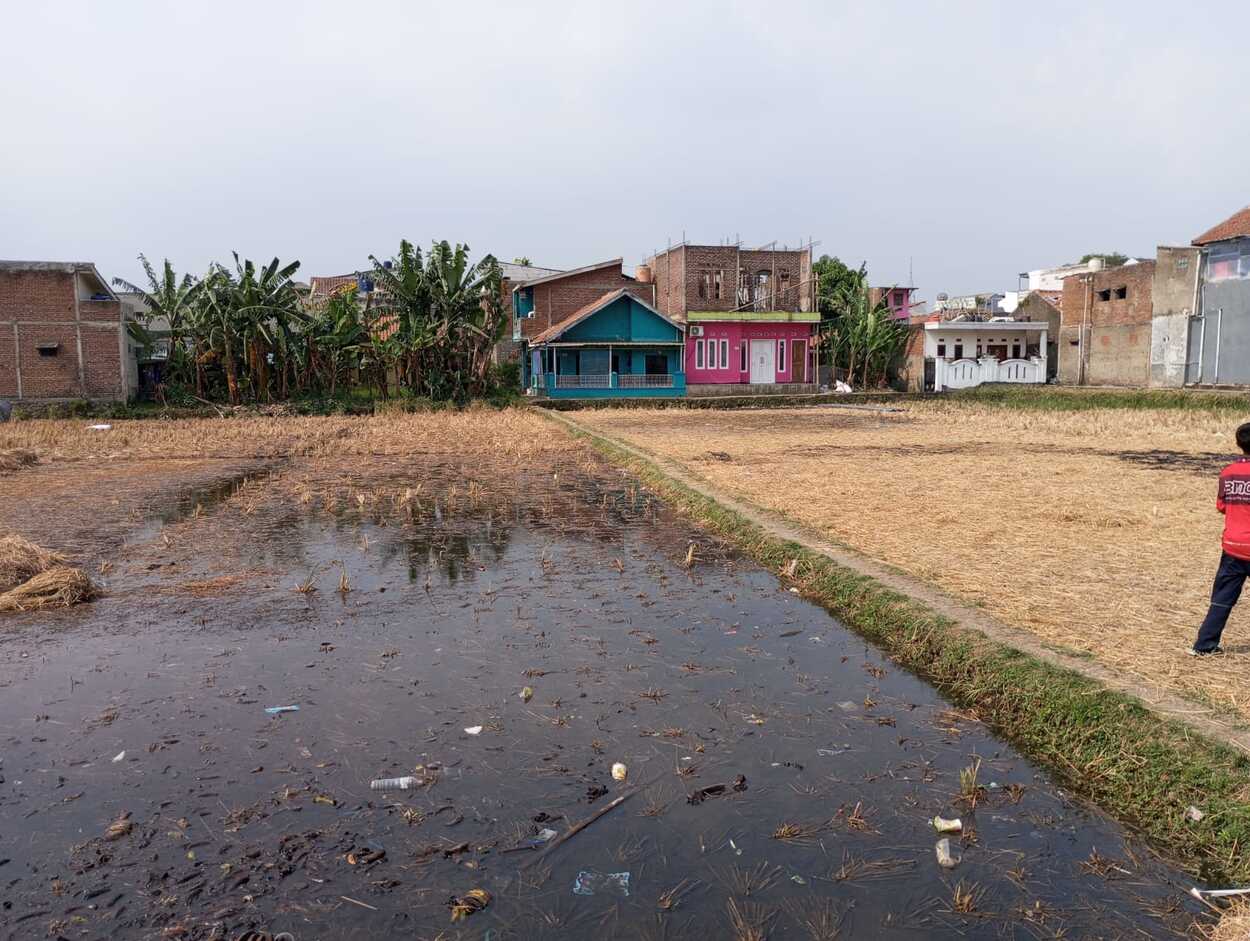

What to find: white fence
left=618, top=374, right=675, bottom=389
left=554, top=374, right=611, bottom=389
left=934, top=357, right=1044, bottom=391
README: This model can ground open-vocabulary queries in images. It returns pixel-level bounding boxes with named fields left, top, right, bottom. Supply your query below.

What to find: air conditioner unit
left=689, top=326, right=704, bottom=337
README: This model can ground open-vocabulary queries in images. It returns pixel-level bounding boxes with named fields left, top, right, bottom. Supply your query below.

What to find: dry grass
left=577, top=403, right=1250, bottom=723
left=0, top=534, right=67, bottom=591
left=0, top=408, right=560, bottom=465
left=1206, top=899, right=1250, bottom=941
left=0, top=566, right=95, bottom=612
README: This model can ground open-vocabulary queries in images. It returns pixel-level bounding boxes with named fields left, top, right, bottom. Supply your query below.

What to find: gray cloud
left=2, top=0, right=1247, bottom=300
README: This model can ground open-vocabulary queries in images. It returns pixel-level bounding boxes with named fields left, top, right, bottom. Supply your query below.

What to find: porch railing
left=619, top=373, right=674, bottom=389
left=554, top=373, right=612, bottom=389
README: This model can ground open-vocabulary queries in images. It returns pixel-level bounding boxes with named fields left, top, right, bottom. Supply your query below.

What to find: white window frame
left=719, top=339, right=728, bottom=370
left=695, top=339, right=705, bottom=369
left=777, top=338, right=786, bottom=373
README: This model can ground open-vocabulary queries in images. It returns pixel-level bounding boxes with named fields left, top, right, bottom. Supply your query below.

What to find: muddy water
left=0, top=461, right=1198, bottom=939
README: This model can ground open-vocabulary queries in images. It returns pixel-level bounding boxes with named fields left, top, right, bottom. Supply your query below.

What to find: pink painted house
left=645, top=243, right=819, bottom=388
left=870, top=285, right=918, bottom=321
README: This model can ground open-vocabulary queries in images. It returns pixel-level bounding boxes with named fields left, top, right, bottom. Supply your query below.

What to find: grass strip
left=568, top=422, right=1250, bottom=885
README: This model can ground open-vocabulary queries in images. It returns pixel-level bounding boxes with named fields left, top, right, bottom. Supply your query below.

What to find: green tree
left=1079, top=252, right=1129, bottom=268
left=512, top=256, right=532, bottom=266
left=812, top=255, right=867, bottom=320
left=821, top=282, right=908, bottom=389
left=112, top=254, right=204, bottom=394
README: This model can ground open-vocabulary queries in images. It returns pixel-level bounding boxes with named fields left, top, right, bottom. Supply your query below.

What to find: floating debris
left=611, top=762, right=628, bottom=782
left=573, top=870, right=630, bottom=898
left=933, top=816, right=963, bottom=833
left=935, top=838, right=961, bottom=869
left=520, top=686, right=534, bottom=703
left=448, top=888, right=491, bottom=922
left=264, top=705, right=299, bottom=715
left=464, top=726, right=483, bottom=736
left=370, top=776, right=417, bottom=791
left=103, top=813, right=133, bottom=842
left=111, top=750, right=126, bottom=763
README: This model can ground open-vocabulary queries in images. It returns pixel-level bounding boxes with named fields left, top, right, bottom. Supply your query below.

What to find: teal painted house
left=527, top=289, right=687, bottom=398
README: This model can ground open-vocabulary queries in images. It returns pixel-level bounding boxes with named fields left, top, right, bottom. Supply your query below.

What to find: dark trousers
left=1195, top=552, right=1250, bottom=652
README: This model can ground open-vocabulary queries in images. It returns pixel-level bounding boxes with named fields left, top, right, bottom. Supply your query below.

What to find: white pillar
left=1038, top=329, right=1048, bottom=382
left=934, top=356, right=945, bottom=392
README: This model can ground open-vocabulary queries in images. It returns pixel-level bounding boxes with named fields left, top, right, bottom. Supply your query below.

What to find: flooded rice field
left=0, top=454, right=1200, bottom=939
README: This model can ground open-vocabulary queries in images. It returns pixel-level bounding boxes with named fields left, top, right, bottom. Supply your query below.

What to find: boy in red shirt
left=1192, top=423, right=1250, bottom=655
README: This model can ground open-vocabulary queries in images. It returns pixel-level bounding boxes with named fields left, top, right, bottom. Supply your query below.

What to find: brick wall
left=0, top=268, right=126, bottom=400
left=650, top=246, right=811, bottom=316
left=1058, top=261, right=1156, bottom=386
left=520, top=265, right=654, bottom=340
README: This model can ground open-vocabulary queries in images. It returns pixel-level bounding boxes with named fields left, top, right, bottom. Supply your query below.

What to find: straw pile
left=0, top=567, right=95, bottom=612
left=0, top=535, right=67, bottom=591
left=0, top=535, right=95, bottom=612
left=0, top=448, right=36, bottom=474
left=577, top=403, right=1250, bottom=724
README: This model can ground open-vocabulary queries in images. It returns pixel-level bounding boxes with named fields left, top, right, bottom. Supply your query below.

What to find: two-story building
left=512, top=259, right=686, bottom=398
left=646, top=243, right=818, bottom=392
left=0, top=260, right=136, bottom=402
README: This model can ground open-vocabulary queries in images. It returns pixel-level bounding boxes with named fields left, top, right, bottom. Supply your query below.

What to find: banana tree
left=112, top=254, right=203, bottom=389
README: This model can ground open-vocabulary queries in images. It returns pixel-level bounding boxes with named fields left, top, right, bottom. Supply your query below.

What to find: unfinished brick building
left=1058, top=260, right=1156, bottom=386
left=0, top=261, right=135, bottom=402
left=646, top=243, right=817, bottom=389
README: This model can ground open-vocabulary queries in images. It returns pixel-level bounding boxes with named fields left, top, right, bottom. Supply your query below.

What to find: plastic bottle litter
left=520, top=686, right=534, bottom=703
left=111, top=750, right=126, bottom=763
left=572, top=869, right=630, bottom=898
left=265, top=705, right=300, bottom=715
left=933, top=816, right=962, bottom=833
left=448, top=887, right=491, bottom=922
left=370, top=776, right=417, bottom=791
left=1191, top=886, right=1250, bottom=900
left=611, top=762, right=628, bottom=782
left=464, top=725, right=483, bottom=736
left=935, top=838, right=961, bottom=869
left=88, top=423, right=112, bottom=431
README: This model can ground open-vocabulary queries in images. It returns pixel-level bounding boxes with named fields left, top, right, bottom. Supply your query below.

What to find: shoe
left=1188, top=646, right=1224, bottom=656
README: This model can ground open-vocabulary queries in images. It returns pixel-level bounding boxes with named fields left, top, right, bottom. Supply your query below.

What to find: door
left=749, top=339, right=775, bottom=384
left=644, top=353, right=667, bottom=375
left=791, top=340, right=807, bottom=383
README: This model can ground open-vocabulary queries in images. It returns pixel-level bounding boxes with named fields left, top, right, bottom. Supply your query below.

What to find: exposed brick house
left=1058, top=260, right=1156, bottom=386
left=0, top=261, right=135, bottom=402
left=646, top=243, right=818, bottom=390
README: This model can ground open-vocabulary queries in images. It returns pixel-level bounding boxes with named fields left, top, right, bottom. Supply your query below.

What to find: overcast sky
left=3, top=1, right=1247, bottom=299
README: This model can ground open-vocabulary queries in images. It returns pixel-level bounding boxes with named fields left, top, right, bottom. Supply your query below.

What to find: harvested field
left=0, top=410, right=1207, bottom=938
left=574, top=401, right=1250, bottom=724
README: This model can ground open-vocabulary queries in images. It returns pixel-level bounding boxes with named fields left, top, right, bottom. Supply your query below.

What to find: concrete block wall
left=1149, top=246, right=1201, bottom=388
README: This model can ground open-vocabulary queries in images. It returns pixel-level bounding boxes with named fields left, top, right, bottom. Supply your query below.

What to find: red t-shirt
left=1218, top=457, right=1250, bottom=560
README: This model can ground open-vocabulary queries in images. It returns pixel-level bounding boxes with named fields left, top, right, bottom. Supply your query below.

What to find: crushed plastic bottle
left=573, top=869, right=631, bottom=897
left=933, top=816, right=962, bottom=833
left=370, top=776, right=417, bottom=791
left=935, top=837, right=961, bottom=869
left=611, top=762, right=628, bottom=782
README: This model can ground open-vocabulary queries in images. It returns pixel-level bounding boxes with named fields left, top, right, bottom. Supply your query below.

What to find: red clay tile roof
left=307, top=274, right=359, bottom=305
left=1193, top=206, right=1250, bottom=246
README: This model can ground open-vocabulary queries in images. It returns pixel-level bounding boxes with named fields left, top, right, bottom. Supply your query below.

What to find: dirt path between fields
left=544, top=407, right=1250, bottom=756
